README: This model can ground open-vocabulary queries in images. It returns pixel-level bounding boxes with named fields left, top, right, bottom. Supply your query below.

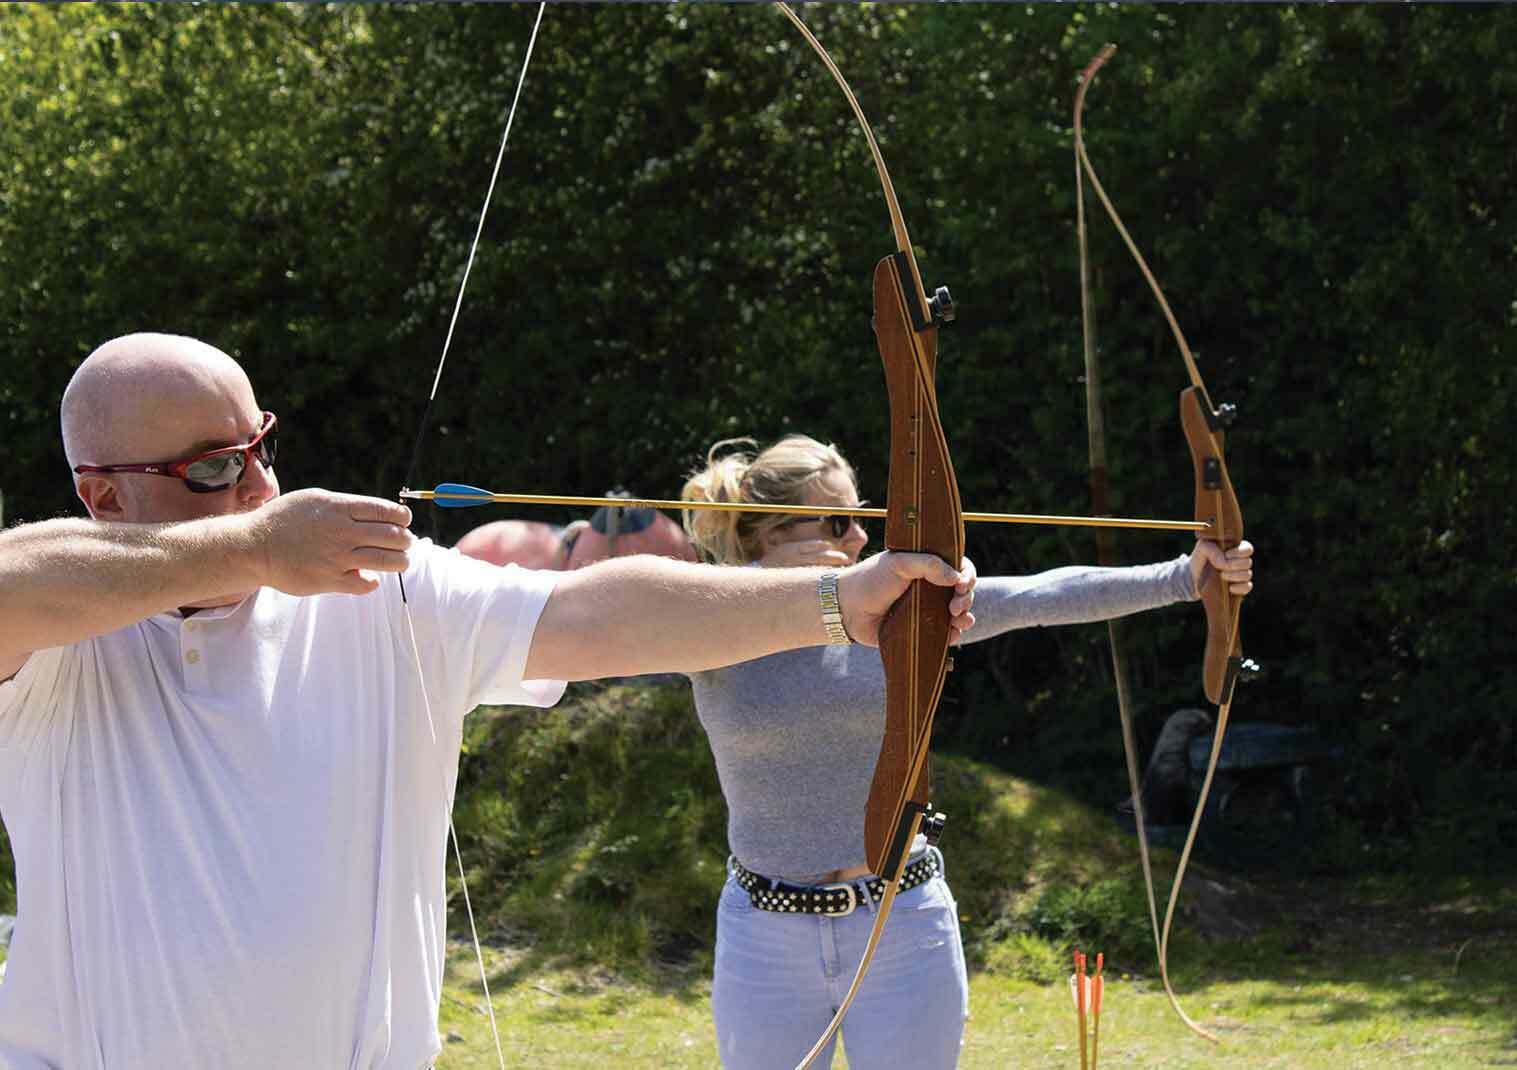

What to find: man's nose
left=238, top=453, right=278, bottom=505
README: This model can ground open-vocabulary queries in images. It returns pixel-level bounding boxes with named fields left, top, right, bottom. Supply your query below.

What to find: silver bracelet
left=817, top=570, right=851, bottom=645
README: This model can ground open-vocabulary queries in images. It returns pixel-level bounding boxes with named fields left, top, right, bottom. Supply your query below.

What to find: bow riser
left=1180, top=386, right=1244, bottom=704
left=866, top=252, right=964, bottom=877
left=871, top=580, right=949, bottom=874
left=876, top=255, right=962, bottom=562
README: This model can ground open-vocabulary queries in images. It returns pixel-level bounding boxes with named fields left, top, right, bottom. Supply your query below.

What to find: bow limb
left=775, top=6, right=936, bottom=315
left=776, top=7, right=963, bottom=1069
left=1075, top=43, right=1246, bottom=1044
left=395, top=8, right=548, bottom=1068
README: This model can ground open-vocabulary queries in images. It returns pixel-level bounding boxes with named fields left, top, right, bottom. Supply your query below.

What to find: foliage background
left=2, top=2, right=1514, bottom=914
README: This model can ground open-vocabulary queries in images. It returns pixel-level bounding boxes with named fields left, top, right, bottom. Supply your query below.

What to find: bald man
left=0, top=333, right=975, bottom=1070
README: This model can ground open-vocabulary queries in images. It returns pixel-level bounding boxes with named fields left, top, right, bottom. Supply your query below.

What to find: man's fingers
left=346, top=495, right=413, bottom=528
left=251, top=489, right=421, bottom=597
left=349, top=546, right=412, bottom=575
left=893, top=551, right=973, bottom=588
left=356, top=522, right=415, bottom=553
left=331, top=569, right=382, bottom=596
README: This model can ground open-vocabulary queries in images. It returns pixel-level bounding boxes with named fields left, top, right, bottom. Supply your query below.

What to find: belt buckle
left=816, top=881, right=858, bottom=917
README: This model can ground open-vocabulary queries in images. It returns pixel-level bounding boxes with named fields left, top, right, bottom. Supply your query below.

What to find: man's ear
left=76, top=476, right=125, bottom=521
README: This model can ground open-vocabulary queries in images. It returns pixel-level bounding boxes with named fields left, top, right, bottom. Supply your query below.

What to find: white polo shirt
left=0, top=540, right=565, bottom=1069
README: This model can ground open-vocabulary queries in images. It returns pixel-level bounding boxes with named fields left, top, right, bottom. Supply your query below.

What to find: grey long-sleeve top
left=688, top=556, right=1197, bottom=882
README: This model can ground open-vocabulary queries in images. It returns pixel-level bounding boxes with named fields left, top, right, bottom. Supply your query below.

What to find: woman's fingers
left=1191, top=538, right=1255, bottom=597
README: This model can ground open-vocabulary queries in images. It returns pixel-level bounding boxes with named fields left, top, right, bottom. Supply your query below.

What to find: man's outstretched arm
left=0, top=489, right=414, bottom=680
left=524, top=552, right=976, bottom=682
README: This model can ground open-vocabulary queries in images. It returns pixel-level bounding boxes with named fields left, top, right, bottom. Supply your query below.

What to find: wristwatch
left=818, top=570, right=851, bottom=645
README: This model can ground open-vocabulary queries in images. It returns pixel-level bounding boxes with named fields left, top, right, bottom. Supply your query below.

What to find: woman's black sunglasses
left=781, top=514, right=855, bottom=539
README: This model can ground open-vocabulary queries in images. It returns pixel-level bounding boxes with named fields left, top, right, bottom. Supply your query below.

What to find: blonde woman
left=681, top=435, right=1255, bottom=1069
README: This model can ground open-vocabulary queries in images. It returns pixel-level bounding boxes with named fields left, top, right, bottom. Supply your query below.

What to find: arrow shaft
left=399, top=487, right=1209, bottom=533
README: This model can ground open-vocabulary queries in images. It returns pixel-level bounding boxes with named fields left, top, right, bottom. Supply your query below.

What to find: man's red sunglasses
left=73, top=412, right=278, bottom=494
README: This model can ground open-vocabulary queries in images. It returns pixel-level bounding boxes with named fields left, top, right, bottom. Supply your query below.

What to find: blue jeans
left=711, top=849, right=970, bottom=1069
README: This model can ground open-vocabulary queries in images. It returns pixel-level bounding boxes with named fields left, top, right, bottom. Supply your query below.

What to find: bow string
left=1074, top=43, right=1249, bottom=1045
left=395, top=7, right=547, bottom=1069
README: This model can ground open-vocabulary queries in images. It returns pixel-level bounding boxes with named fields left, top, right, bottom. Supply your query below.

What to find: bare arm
left=525, top=551, right=976, bottom=682
left=0, top=489, right=414, bottom=680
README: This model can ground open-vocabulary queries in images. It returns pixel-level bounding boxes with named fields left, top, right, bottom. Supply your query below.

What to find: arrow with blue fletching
left=400, top=483, right=1210, bottom=533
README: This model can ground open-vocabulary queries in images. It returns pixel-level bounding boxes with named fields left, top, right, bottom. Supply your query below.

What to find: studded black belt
left=732, top=852, right=940, bottom=917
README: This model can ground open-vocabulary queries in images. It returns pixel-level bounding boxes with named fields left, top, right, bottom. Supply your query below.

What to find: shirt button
left=186, top=650, right=201, bottom=665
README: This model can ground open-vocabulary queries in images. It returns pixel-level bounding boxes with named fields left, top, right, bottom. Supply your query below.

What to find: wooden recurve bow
left=775, top=7, right=964, bottom=1068
left=1074, top=43, right=1249, bottom=1044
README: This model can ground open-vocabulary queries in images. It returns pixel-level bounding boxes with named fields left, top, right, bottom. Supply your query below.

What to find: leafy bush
left=982, top=932, right=1071, bottom=986
left=450, top=682, right=729, bottom=975
left=1022, top=879, right=1151, bottom=965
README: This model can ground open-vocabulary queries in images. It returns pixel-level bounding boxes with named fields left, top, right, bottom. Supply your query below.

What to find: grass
left=433, top=884, right=1516, bottom=1068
